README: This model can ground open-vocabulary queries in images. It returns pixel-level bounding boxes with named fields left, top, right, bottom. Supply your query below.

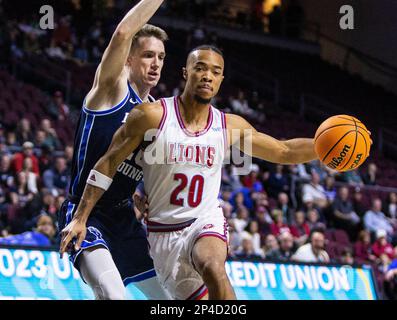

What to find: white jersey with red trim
left=141, top=96, right=227, bottom=225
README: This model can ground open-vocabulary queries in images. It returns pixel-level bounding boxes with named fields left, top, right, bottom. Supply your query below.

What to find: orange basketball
left=314, top=115, right=371, bottom=172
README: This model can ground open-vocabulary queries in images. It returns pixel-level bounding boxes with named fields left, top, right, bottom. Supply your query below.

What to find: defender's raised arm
left=94, top=0, right=164, bottom=87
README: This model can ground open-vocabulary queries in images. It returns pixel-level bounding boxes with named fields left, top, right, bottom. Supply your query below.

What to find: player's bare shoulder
left=125, top=100, right=164, bottom=135
left=223, top=113, right=256, bottom=146
left=224, top=113, right=252, bottom=129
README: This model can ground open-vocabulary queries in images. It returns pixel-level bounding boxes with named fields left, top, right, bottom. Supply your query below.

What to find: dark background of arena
left=0, top=0, right=397, bottom=299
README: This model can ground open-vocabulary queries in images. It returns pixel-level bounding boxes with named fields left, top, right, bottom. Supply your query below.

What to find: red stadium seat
left=333, top=229, right=350, bottom=245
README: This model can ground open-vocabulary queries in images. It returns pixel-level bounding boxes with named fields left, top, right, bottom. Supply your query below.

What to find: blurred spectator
left=362, top=163, right=377, bottom=186
left=354, top=230, right=376, bottom=263
left=40, top=190, right=58, bottom=217
left=0, top=139, right=10, bottom=157
left=21, top=158, right=38, bottom=194
left=267, top=164, right=289, bottom=198
left=262, top=233, right=279, bottom=257
left=229, top=90, right=254, bottom=117
left=372, top=229, right=395, bottom=261
left=0, top=154, right=15, bottom=188
left=306, top=208, right=326, bottom=231
left=52, top=17, right=72, bottom=47
left=227, top=222, right=240, bottom=255
left=308, top=160, right=328, bottom=182
left=8, top=171, right=39, bottom=233
left=39, top=119, right=61, bottom=150
left=270, top=209, right=291, bottom=237
left=341, top=169, right=364, bottom=186
left=290, top=210, right=310, bottom=246
left=74, top=38, right=89, bottom=65
left=34, top=129, right=49, bottom=150
left=89, top=20, right=103, bottom=42
left=323, top=176, right=337, bottom=203
left=234, top=232, right=263, bottom=259
left=276, top=192, right=294, bottom=224
left=221, top=165, right=242, bottom=191
left=16, top=118, right=34, bottom=145
left=64, top=145, right=74, bottom=171
left=292, top=230, right=330, bottom=263
left=296, top=163, right=311, bottom=182
left=331, top=186, right=361, bottom=239
left=6, top=131, right=19, bottom=148
left=242, top=164, right=263, bottom=192
left=0, top=214, right=56, bottom=247
left=265, top=231, right=295, bottom=262
left=339, top=248, right=354, bottom=265
left=352, top=188, right=367, bottom=218
left=385, top=192, right=397, bottom=222
left=255, top=205, right=272, bottom=239
left=47, top=91, right=70, bottom=121
left=42, top=156, right=70, bottom=196
left=301, top=171, right=327, bottom=210
left=46, top=42, right=67, bottom=60
left=11, top=141, right=40, bottom=175
left=253, top=190, right=271, bottom=211
left=231, top=205, right=250, bottom=231
left=364, top=198, right=394, bottom=241
left=245, top=220, right=263, bottom=255
left=248, top=91, right=265, bottom=116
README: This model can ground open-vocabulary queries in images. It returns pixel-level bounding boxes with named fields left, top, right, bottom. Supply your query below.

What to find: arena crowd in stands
left=1, top=0, right=397, bottom=300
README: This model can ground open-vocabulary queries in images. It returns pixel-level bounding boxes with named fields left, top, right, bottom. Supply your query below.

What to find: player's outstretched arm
left=93, top=0, right=164, bottom=88
left=226, top=114, right=317, bottom=164
left=60, top=102, right=163, bottom=257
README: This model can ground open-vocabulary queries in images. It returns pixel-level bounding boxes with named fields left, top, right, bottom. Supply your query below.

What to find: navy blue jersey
left=69, top=82, right=153, bottom=203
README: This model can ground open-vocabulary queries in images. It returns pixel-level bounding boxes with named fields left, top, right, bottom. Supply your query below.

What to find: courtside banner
left=225, top=260, right=377, bottom=300
left=0, top=246, right=377, bottom=300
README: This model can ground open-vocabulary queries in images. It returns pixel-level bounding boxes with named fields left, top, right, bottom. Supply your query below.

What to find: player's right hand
left=59, top=219, right=87, bottom=259
left=133, top=192, right=149, bottom=220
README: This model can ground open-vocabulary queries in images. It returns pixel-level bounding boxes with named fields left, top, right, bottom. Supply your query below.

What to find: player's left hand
left=59, top=219, right=87, bottom=258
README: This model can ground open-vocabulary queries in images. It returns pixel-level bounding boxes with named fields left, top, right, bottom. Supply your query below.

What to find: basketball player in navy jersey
left=58, top=0, right=170, bottom=299
left=60, top=45, right=320, bottom=300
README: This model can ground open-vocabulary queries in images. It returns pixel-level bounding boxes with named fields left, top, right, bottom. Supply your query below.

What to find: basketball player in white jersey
left=60, top=45, right=319, bottom=300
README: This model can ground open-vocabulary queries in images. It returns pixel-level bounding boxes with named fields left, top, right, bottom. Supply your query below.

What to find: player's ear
left=182, top=67, right=187, bottom=80
left=126, top=55, right=132, bottom=66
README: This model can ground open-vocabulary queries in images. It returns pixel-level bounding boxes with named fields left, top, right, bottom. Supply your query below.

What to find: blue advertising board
left=0, top=246, right=377, bottom=300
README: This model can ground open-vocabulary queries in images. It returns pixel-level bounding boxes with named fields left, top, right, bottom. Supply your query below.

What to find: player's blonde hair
left=130, top=24, right=168, bottom=52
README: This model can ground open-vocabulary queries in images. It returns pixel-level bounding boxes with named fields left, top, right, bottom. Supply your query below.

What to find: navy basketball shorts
left=58, top=198, right=155, bottom=285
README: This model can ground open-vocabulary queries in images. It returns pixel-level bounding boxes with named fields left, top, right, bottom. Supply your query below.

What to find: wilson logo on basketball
left=349, top=153, right=363, bottom=170
left=203, top=224, right=214, bottom=230
left=327, top=144, right=351, bottom=169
